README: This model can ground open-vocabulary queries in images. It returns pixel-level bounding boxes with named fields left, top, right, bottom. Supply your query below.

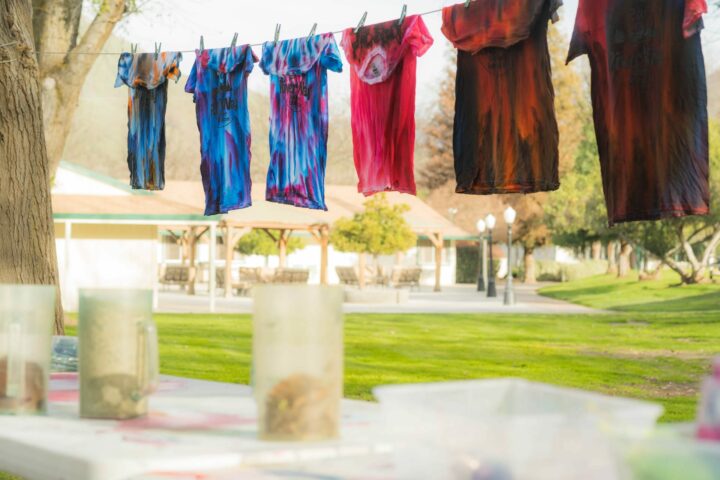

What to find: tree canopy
left=235, top=230, right=305, bottom=257
left=330, top=194, right=417, bottom=256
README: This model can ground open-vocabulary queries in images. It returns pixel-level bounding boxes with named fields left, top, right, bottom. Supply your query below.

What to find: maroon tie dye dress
left=568, top=0, right=710, bottom=226
left=441, top=0, right=562, bottom=195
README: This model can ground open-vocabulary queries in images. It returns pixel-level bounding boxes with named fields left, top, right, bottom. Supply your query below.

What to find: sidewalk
left=157, top=283, right=602, bottom=315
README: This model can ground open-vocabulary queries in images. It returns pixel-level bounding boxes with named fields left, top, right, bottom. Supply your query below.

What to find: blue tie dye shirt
left=115, top=52, right=182, bottom=190
left=185, top=45, right=258, bottom=215
left=260, top=33, right=343, bottom=211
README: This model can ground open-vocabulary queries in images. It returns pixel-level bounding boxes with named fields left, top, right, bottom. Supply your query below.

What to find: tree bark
left=1, top=0, right=64, bottom=333
left=618, top=241, right=633, bottom=278
left=523, top=247, right=537, bottom=284
left=607, top=241, right=618, bottom=275
left=33, top=0, right=126, bottom=175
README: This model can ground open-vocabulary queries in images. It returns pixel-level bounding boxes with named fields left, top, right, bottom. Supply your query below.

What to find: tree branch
left=701, top=226, right=720, bottom=268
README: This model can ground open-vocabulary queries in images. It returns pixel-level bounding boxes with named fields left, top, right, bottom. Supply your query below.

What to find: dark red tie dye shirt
left=568, top=0, right=710, bottom=226
left=442, top=0, right=561, bottom=195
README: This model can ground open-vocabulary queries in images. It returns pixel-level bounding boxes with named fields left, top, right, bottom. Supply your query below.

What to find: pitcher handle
left=141, top=321, right=160, bottom=395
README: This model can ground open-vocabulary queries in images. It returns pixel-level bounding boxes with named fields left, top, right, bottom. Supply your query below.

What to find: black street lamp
left=503, top=207, right=517, bottom=306
left=476, top=219, right=486, bottom=292
left=486, top=214, right=497, bottom=298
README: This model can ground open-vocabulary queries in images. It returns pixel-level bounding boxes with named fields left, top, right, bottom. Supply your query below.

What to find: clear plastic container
left=696, top=357, right=720, bottom=441
left=253, top=285, right=344, bottom=442
left=0, top=285, right=55, bottom=415
left=374, top=379, right=663, bottom=480
left=51, top=336, right=78, bottom=373
left=78, top=289, right=159, bottom=420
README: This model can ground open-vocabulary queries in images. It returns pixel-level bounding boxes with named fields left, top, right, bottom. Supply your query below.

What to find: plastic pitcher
left=253, top=285, right=344, bottom=442
left=78, top=289, right=158, bottom=419
left=0, top=285, right=55, bottom=415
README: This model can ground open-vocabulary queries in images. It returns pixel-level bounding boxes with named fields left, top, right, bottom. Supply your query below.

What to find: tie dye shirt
left=341, top=16, right=433, bottom=197
left=185, top=45, right=258, bottom=216
left=260, top=33, right=343, bottom=210
left=442, top=0, right=561, bottom=195
left=568, top=0, right=709, bottom=226
left=115, top=52, right=182, bottom=190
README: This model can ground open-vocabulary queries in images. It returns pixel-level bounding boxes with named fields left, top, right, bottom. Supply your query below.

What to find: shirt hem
left=205, top=201, right=253, bottom=217
left=266, top=195, right=328, bottom=212
left=360, top=185, right=417, bottom=197
left=456, top=182, right=560, bottom=195
left=609, top=207, right=710, bottom=227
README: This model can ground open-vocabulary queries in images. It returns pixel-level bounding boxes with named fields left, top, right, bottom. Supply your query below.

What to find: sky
left=112, top=0, right=719, bottom=109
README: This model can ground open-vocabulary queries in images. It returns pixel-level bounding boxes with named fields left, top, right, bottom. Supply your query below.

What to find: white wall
left=57, top=226, right=158, bottom=311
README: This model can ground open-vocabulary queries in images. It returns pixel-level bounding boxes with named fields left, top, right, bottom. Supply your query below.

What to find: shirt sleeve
left=683, top=0, right=707, bottom=38
left=184, top=63, right=197, bottom=95
left=246, top=47, right=259, bottom=74
left=114, top=53, right=132, bottom=88
left=320, top=35, right=343, bottom=73
left=408, top=16, right=434, bottom=58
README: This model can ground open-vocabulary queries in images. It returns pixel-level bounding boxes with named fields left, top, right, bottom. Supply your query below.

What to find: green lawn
left=539, top=271, right=720, bottom=312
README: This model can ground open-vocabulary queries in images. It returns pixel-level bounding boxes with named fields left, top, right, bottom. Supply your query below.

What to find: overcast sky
left=111, top=0, right=719, bottom=109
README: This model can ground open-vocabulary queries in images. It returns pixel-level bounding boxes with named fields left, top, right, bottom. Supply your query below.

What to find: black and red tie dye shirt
left=568, top=0, right=710, bottom=226
left=442, top=0, right=561, bottom=195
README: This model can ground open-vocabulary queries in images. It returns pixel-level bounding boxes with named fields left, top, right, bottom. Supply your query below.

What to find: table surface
left=0, top=373, right=394, bottom=480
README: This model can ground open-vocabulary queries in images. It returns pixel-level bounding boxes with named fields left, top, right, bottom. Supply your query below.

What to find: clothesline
left=0, top=6, right=447, bottom=57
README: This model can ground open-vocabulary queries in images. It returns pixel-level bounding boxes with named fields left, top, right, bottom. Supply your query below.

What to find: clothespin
left=308, top=23, right=317, bottom=38
left=465, top=0, right=472, bottom=7
left=231, top=33, right=238, bottom=48
left=154, top=42, right=161, bottom=59
left=274, top=24, right=281, bottom=45
left=199, top=35, right=205, bottom=51
left=130, top=43, right=137, bottom=54
left=355, top=11, right=367, bottom=33
left=398, top=5, right=407, bottom=25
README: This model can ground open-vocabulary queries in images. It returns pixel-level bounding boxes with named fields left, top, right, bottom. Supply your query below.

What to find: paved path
left=157, top=283, right=603, bottom=315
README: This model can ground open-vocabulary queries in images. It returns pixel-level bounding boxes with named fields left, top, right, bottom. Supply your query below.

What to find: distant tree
left=235, top=230, right=305, bottom=266
left=1, top=0, right=64, bottom=332
left=330, top=194, right=417, bottom=288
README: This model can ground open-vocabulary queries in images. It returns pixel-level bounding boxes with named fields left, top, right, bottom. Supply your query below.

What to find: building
left=52, top=163, right=472, bottom=311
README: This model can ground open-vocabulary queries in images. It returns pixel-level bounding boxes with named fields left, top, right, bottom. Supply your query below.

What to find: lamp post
left=503, top=207, right=517, bottom=306
left=476, top=219, right=486, bottom=292
left=486, top=214, right=497, bottom=298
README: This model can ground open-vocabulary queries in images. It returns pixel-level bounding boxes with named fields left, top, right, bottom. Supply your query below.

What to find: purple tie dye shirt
left=260, top=33, right=343, bottom=210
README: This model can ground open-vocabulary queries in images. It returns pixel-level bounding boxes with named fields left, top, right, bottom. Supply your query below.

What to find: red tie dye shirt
left=568, top=0, right=710, bottom=226
left=442, top=0, right=561, bottom=195
left=341, top=15, right=433, bottom=196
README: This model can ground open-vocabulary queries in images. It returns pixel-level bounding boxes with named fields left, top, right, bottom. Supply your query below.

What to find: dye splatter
left=341, top=15, right=433, bottom=197
left=115, top=52, right=182, bottom=191
left=260, top=33, right=343, bottom=211
left=568, top=0, right=709, bottom=226
left=185, top=45, right=258, bottom=216
left=442, top=0, right=561, bottom=195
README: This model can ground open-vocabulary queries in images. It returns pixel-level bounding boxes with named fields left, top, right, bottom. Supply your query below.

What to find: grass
left=539, top=271, right=720, bottom=312
left=3, top=273, right=719, bottom=479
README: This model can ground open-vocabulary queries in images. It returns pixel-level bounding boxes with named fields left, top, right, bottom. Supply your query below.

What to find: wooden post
left=320, top=226, right=329, bottom=285
left=209, top=223, right=217, bottom=313
left=224, top=224, right=234, bottom=298
left=428, top=232, right=444, bottom=293
left=278, top=229, right=288, bottom=268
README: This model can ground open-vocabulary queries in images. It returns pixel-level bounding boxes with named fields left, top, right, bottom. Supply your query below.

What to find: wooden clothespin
left=355, top=12, right=368, bottom=33
left=231, top=33, right=239, bottom=48
left=274, top=24, right=281, bottom=45
left=465, top=0, right=472, bottom=7
left=154, top=42, right=161, bottom=59
left=398, top=5, right=407, bottom=25
left=199, top=35, right=205, bottom=51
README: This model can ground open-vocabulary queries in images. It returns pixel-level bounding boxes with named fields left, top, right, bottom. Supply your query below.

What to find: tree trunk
left=358, top=253, right=366, bottom=290
left=607, top=241, right=618, bottom=275
left=1, top=0, right=64, bottom=333
left=591, top=241, right=602, bottom=261
left=33, top=0, right=126, bottom=175
left=618, top=241, right=633, bottom=278
left=523, top=247, right=537, bottom=284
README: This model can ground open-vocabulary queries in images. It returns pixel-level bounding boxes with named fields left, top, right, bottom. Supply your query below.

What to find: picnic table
left=0, top=373, right=392, bottom=480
